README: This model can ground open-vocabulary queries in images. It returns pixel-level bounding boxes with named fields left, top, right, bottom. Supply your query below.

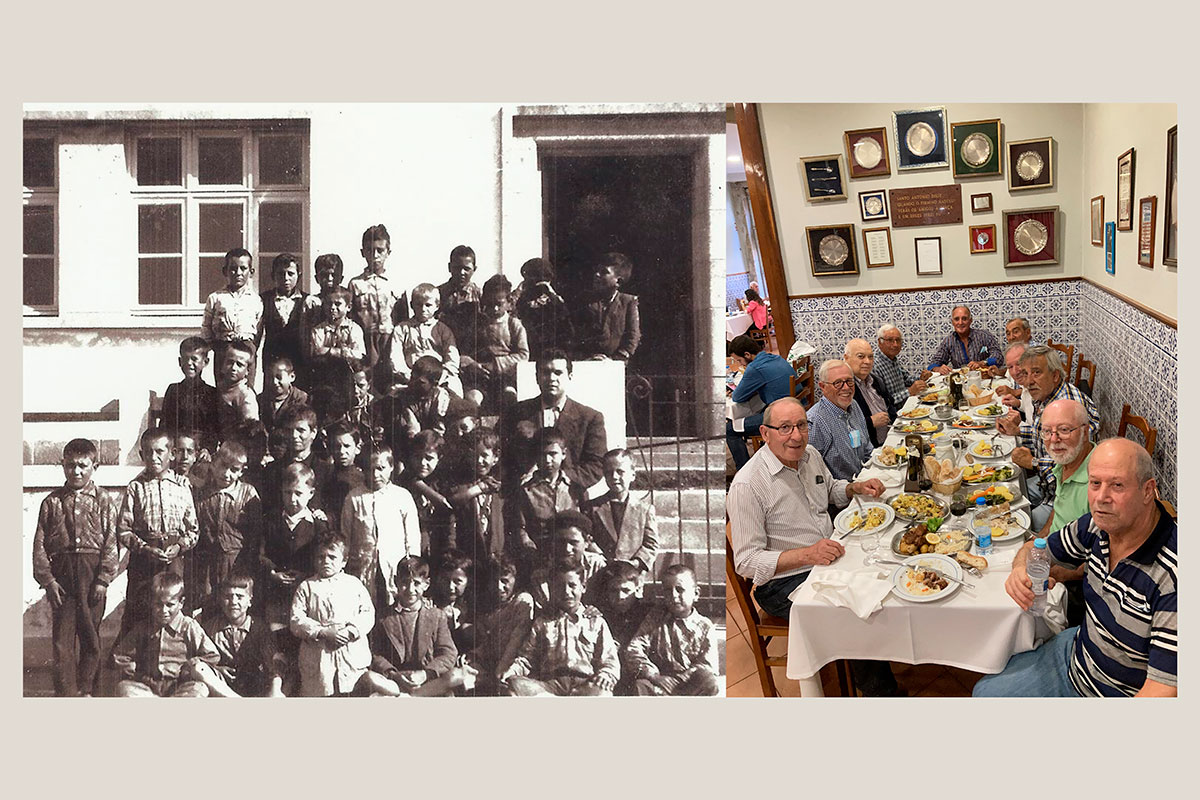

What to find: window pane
left=259, top=135, right=303, bottom=184
left=138, top=257, right=183, bottom=304
left=24, top=139, right=55, bottom=188
left=137, top=138, right=182, bottom=186
left=24, top=257, right=55, bottom=307
left=24, top=206, right=54, bottom=255
left=198, top=137, right=243, bottom=185
left=259, top=202, right=303, bottom=253
left=199, top=204, right=245, bottom=253
left=199, top=256, right=229, bottom=301
left=138, top=204, right=182, bottom=253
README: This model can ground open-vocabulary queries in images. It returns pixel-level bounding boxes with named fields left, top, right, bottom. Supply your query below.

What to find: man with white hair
left=1004, top=317, right=1040, bottom=347
left=992, top=341, right=1034, bottom=418
left=974, top=438, right=1176, bottom=697
left=844, top=338, right=898, bottom=447
left=806, top=360, right=872, bottom=481
left=928, top=305, right=1003, bottom=374
left=871, top=324, right=929, bottom=407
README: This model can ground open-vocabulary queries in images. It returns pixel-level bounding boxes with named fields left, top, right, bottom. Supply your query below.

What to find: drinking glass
left=861, top=528, right=880, bottom=565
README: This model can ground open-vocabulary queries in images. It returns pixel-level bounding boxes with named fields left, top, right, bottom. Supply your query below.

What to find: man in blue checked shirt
left=806, top=360, right=872, bottom=481
left=928, top=305, right=1003, bottom=374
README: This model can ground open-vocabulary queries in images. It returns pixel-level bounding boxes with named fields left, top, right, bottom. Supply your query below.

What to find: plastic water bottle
left=1027, top=538, right=1051, bottom=615
left=973, top=497, right=994, bottom=556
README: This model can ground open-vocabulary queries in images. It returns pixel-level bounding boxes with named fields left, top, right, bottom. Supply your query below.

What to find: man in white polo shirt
left=728, top=396, right=902, bottom=695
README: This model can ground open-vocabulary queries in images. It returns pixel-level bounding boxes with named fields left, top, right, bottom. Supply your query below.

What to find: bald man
left=844, top=338, right=899, bottom=447
left=974, top=438, right=1177, bottom=697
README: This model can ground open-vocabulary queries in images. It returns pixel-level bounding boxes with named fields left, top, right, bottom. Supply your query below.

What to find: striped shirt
left=928, top=328, right=1003, bottom=369
left=1049, top=504, right=1177, bottom=696
left=728, top=444, right=849, bottom=586
left=118, top=470, right=199, bottom=553
left=201, top=285, right=263, bottom=343
left=806, top=397, right=872, bottom=481
left=872, top=350, right=913, bottom=407
left=1016, top=380, right=1101, bottom=490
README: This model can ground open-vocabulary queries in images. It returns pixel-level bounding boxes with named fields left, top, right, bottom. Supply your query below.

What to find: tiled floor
left=724, top=582, right=984, bottom=698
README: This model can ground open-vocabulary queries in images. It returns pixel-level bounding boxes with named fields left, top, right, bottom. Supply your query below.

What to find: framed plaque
left=1105, top=221, right=1116, bottom=274
left=858, top=189, right=889, bottom=221
left=1007, top=137, right=1054, bottom=191
left=969, top=224, right=997, bottom=254
left=1163, top=126, right=1177, bottom=266
left=889, top=185, right=962, bottom=227
left=843, top=126, right=891, bottom=179
left=915, top=236, right=943, bottom=275
left=1116, top=147, right=1136, bottom=230
left=951, top=118, right=1003, bottom=178
left=862, top=226, right=894, bottom=267
left=1138, top=196, right=1157, bottom=268
left=800, top=154, right=847, bottom=202
left=970, top=192, right=993, bottom=213
left=805, top=223, right=859, bottom=276
left=892, top=107, right=949, bottom=171
left=1003, top=206, right=1059, bottom=267
left=1090, top=195, right=1105, bottom=246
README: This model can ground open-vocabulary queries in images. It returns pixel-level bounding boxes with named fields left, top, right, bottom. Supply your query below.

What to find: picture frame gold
left=1090, top=195, right=1104, bottom=246
left=862, top=226, right=894, bottom=267
left=843, top=127, right=891, bottom=179
left=1116, top=147, right=1136, bottom=231
left=1138, top=196, right=1157, bottom=268
left=800, top=154, right=848, bottom=203
left=1163, top=126, right=1177, bottom=266
left=805, top=223, right=859, bottom=276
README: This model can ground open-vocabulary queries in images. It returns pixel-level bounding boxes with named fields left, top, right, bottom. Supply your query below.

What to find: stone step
left=651, top=517, right=724, bottom=551
left=645, top=488, right=725, bottom=520
left=632, top=469, right=722, bottom=491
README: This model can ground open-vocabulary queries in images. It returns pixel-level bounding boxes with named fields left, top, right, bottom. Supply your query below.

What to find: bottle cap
left=1034, top=538, right=1047, bottom=548
left=975, top=497, right=987, bottom=506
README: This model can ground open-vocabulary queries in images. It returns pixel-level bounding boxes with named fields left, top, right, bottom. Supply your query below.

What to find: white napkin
left=792, top=568, right=894, bottom=620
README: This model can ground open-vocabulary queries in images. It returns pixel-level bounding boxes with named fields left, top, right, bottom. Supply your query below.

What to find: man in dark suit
left=572, top=252, right=641, bottom=362
left=845, top=338, right=899, bottom=448
left=502, top=349, right=607, bottom=492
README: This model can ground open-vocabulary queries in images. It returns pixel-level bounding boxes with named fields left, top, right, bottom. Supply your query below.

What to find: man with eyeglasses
left=726, top=334, right=797, bottom=471
left=928, top=305, right=1003, bottom=375
left=728, top=396, right=896, bottom=694
left=992, top=342, right=1033, bottom=417
left=845, top=338, right=899, bottom=447
left=872, top=324, right=929, bottom=407
left=807, top=360, right=873, bottom=481
left=997, top=345, right=1100, bottom=530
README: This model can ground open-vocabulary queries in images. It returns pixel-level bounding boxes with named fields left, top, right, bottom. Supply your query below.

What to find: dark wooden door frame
left=732, top=102, right=794, bottom=357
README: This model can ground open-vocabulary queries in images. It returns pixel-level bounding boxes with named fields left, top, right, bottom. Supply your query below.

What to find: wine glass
left=861, top=527, right=880, bottom=565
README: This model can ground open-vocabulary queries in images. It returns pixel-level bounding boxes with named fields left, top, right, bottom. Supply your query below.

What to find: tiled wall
left=788, top=278, right=1176, bottom=503
left=726, top=271, right=750, bottom=313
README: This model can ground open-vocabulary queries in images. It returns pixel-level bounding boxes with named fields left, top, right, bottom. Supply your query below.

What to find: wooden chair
left=1117, top=403, right=1157, bottom=456
left=725, top=532, right=854, bottom=697
left=1075, top=354, right=1097, bottom=397
left=789, top=355, right=815, bottom=408
left=1045, top=338, right=1075, bottom=377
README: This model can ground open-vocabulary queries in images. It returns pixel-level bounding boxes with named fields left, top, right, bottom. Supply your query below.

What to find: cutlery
left=876, top=559, right=975, bottom=590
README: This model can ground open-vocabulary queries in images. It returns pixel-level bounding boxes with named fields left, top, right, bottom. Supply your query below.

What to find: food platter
left=887, top=492, right=949, bottom=522
left=969, top=508, right=1031, bottom=544
left=967, top=437, right=1013, bottom=459
left=833, top=502, right=896, bottom=536
left=962, top=483, right=1020, bottom=506
left=893, top=418, right=942, bottom=434
left=961, top=462, right=1017, bottom=484
left=892, top=526, right=975, bottom=557
left=949, top=415, right=990, bottom=430
left=970, top=403, right=1007, bottom=420
left=890, top=554, right=963, bottom=603
left=898, top=406, right=933, bottom=419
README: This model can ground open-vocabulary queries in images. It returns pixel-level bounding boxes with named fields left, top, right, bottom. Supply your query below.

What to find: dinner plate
left=970, top=404, right=1007, bottom=421
left=961, top=462, right=1017, bottom=485
left=893, top=419, right=943, bottom=434
left=890, top=554, right=963, bottom=603
left=833, top=502, right=896, bottom=536
left=898, top=405, right=933, bottom=419
left=949, top=417, right=991, bottom=430
left=966, top=437, right=1014, bottom=459
left=891, top=527, right=974, bottom=558
left=969, top=508, right=1030, bottom=544
left=886, top=492, right=950, bottom=522
left=871, top=449, right=905, bottom=469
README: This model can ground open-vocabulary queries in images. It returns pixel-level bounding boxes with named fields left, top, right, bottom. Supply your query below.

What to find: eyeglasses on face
left=821, top=378, right=854, bottom=389
left=880, top=336, right=902, bottom=343
left=762, top=421, right=809, bottom=436
left=1040, top=423, right=1085, bottom=440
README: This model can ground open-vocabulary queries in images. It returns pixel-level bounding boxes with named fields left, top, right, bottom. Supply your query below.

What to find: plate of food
left=968, top=437, right=1013, bottom=459
left=970, top=507, right=1031, bottom=543
left=833, top=502, right=896, bottom=536
left=890, top=554, right=963, bottom=603
left=919, top=390, right=946, bottom=405
left=971, top=403, right=1007, bottom=420
left=961, top=462, right=1017, bottom=484
left=899, top=406, right=933, bottom=419
left=950, top=415, right=990, bottom=430
left=893, top=523, right=974, bottom=557
left=962, top=484, right=1018, bottom=507
left=893, top=418, right=942, bottom=434
left=888, top=492, right=950, bottom=522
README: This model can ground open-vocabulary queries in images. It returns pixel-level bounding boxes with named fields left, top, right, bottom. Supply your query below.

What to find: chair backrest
left=1117, top=402, right=1157, bottom=456
left=1045, top=338, right=1075, bottom=377
left=1075, top=354, right=1097, bottom=397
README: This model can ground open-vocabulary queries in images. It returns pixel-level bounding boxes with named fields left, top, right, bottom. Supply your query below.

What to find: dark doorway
left=541, top=153, right=698, bottom=437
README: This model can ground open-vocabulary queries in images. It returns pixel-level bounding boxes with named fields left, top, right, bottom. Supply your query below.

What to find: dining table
left=726, top=312, right=753, bottom=340
left=785, top=371, right=1065, bottom=697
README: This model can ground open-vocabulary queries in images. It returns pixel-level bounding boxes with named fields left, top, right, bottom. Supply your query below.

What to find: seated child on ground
left=289, top=532, right=376, bottom=697
left=457, top=274, right=528, bottom=411
left=448, top=428, right=504, bottom=559
left=593, top=560, right=651, bottom=651
left=431, top=549, right=476, bottom=654
left=572, top=251, right=641, bottom=362
left=320, top=422, right=365, bottom=530
left=587, top=448, right=658, bottom=572
left=216, top=339, right=260, bottom=441
left=365, top=556, right=469, bottom=697
left=531, top=511, right=607, bottom=609
left=194, top=441, right=262, bottom=612
left=196, top=574, right=283, bottom=697
left=258, top=357, right=310, bottom=435
left=399, top=430, right=455, bottom=558
left=389, top=282, right=462, bottom=397
left=160, top=336, right=219, bottom=448
left=624, top=564, right=720, bottom=696
left=32, top=437, right=120, bottom=697
left=469, top=554, right=534, bottom=694
left=502, top=561, right=619, bottom=697
left=112, top=573, right=221, bottom=697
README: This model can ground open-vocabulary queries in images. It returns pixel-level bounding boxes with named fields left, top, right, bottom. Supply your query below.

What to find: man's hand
left=592, top=673, right=617, bottom=692
left=997, top=410, right=1022, bottom=436
left=44, top=581, right=66, bottom=610
left=870, top=412, right=890, bottom=428
left=988, top=365, right=1007, bottom=379
left=144, top=546, right=170, bottom=563
left=162, top=543, right=181, bottom=561
left=994, top=383, right=1015, bottom=397
left=908, top=379, right=928, bottom=395
left=1012, top=446, right=1035, bottom=471
left=967, top=360, right=985, bottom=371
left=801, top=539, right=845, bottom=567
left=849, top=478, right=886, bottom=498
left=933, top=365, right=952, bottom=376
left=919, top=370, right=934, bottom=381
left=397, top=670, right=427, bottom=690
left=89, top=583, right=107, bottom=607
left=1005, top=564, right=1056, bottom=611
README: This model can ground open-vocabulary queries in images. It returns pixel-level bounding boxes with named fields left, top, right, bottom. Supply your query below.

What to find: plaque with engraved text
left=888, top=185, right=963, bottom=228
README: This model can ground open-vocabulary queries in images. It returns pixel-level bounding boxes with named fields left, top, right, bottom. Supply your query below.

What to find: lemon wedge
left=924, top=532, right=941, bottom=545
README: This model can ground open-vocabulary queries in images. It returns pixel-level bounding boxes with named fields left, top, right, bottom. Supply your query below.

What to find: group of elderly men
left=727, top=304, right=1176, bottom=697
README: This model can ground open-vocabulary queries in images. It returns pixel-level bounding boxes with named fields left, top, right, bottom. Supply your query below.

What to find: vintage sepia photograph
left=21, top=102, right=727, bottom=698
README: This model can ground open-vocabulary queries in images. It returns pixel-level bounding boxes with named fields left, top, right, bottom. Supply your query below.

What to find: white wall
left=1080, top=103, right=1177, bottom=319
left=759, top=103, right=1086, bottom=296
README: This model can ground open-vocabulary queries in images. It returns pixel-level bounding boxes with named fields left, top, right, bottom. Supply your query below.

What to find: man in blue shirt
left=806, top=359, right=872, bottom=481
left=928, top=305, right=1003, bottom=373
left=726, top=335, right=796, bottom=471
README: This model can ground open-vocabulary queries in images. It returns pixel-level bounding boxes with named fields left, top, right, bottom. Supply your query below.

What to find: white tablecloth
left=785, top=385, right=1060, bottom=695
left=726, top=313, right=753, bottom=340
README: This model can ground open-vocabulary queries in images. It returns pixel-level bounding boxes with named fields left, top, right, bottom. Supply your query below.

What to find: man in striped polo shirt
left=974, top=438, right=1177, bottom=697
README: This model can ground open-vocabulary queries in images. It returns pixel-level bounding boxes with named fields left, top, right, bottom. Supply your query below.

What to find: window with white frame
left=131, top=122, right=309, bottom=308
left=23, top=135, right=57, bottom=313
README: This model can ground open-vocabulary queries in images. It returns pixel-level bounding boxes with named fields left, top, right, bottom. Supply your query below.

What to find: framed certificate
left=1008, top=137, right=1054, bottom=191
left=858, top=189, right=888, bottom=221
left=843, top=126, right=891, bottom=179
left=1117, top=147, right=1136, bottom=230
left=1163, top=126, right=1177, bottom=266
left=969, top=224, right=997, bottom=254
left=892, top=107, right=949, bottom=171
left=915, top=236, right=943, bottom=275
left=1138, top=196, right=1157, bottom=268
left=951, top=118, right=1003, bottom=178
left=800, top=154, right=848, bottom=202
left=1090, top=195, right=1105, bottom=246
left=862, top=226, right=894, bottom=267
left=806, top=224, right=859, bottom=276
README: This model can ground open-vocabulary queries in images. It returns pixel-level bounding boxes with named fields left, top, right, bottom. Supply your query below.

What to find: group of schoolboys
left=33, top=224, right=718, bottom=697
